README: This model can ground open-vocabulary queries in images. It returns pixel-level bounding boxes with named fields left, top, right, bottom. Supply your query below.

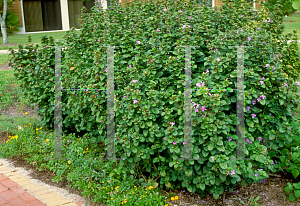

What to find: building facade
left=9, top=0, right=261, bottom=34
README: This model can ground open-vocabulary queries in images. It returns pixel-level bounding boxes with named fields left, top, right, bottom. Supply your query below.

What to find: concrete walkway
left=0, top=40, right=299, bottom=54
left=0, top=159, right=87, bottom=206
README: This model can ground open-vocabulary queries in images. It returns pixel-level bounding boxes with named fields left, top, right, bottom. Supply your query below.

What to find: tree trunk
left=0, top=0, right=8, bottom=44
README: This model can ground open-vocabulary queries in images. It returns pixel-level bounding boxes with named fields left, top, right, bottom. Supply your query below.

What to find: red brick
left=0, top=196, right=9, bottom=205
left=0, top=190, right=18, bottom=200
left=27, top=199, right=47, bottom=206
left=18, top=192, right=36, bottom=202
left=2, top=204, right=11, bottom=206
left=0, top=184, right=7, bottom=193
left=0, top=174, right=8, bottom=181
left=1, top=179, right=18, bottom=188
left=8, top=197, right=28, bottom=206
left=9, top=185, right=26, bottom=195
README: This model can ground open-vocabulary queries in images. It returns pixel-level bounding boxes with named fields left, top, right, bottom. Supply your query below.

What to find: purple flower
left=271, top=161, right=274, bottom=165
left=252, top=100, right=256, bottom=105
left=201, top=106, right=206, bottom=112
left=257, top=98, right=261, bottom=102
left=258, top=137, right=262, bottom=141
left=105, top=68, right=107, bottom=72
left=157, top=29, right=160, bottom=32
left=296, top=82, right=300, bottom=86
left=260, top=81, right=264, bottom=85
left=241, top=15, right=244, bottom=17
left=188, top=16, right=192, bottom=19
left=170, top=122, right=175, bottom=126
left=211, top=156, right=214, bottom=162
left=117, top=125, right=120, bottom=127
left=195, top=109, right=199, bottom=113
left=96, top=74, right=98, bottom=76
left=255, top=174, right=258, bottom=177
left=136, top=41, right=141, bottom=44
left=196, top=82, right=205, bottom=87
left=34, top=103, right=36, bottom=107
left=216, top=49, right=218, bottom=51
left=206, top=69, right=209, bottom=73
left=58, top=125, right=61, bottom=128
left=257, top=169, right=263, bottom=171
left=261, top=77, right=265, bottom=80
left=283, top=83, right=288, bottom=87
left=234, top=191, right=237, bottom=194
left=183, top=25, right=186, bottom=28
left=133, top=100, right=138, bottom=104
left=132, top=80, right=137, bottom=83
left=179, top=10, right=182, bottom=12
left=228, top=138, right=232, bottom=142
left=248, top=37, right=251, bottom=41
left=129, top=65, right=132, bottom=68
left=36, top=107, right=39, bottom=110
left=260, top=95, right=265, bottom=99
left=236, top=30, right=239, bottom=34
left=217, top=57, right=220, bottom=61
left=183, top=141, right=187, bottom=145
left=163, top=8, right=167, bottom=11
left=251, top=114, right=256, bottom=118
left=265, top=64, right=269, bottom=68
left=173, top=142, right=177, bottom=145
left=262, top=180, right=266, bottom=183
left=231, top=170, right=235, bottom=175
left=247, top=106, right=251, bottom=111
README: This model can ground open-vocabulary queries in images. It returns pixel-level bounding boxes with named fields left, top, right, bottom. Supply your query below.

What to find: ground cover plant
left=1, top=0, right=300, bottom=205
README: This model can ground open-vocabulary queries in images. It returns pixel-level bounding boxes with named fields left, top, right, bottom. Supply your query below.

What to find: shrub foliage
left=9, top=0, right=300, bottom=200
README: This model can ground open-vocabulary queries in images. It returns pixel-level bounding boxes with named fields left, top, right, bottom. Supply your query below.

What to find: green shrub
left=0, top=11, right=20, bottom=37
left=263, top=0, right=296, bottom=16
left=8, top=0, right=300, bottom=202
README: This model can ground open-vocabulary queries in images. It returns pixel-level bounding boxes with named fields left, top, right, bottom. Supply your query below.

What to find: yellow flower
left=68, top=160, right=71, bottom=164
left=51, top=153, right=53, bottom=155
left=50, top=134, right=52, bottom=136
left=111, top=198, right=114, bottom=200
left=108, top=180, right=111, bottom=183
left=86, top=148, right=88, bottom=150
left=175, top=196, right=178, bottom=200
left=70, top=67, right=75, bottom=70
left=29, top=123, right=31, bottom=126
left=40, top=127, right=42, bottom=129
left=36, top=137, right=38, bottom=139
left=102, top=181, right=104, bottom=183
left=165, top=205, right=169, bottom=206
left=6, top=140, right=9, bottom=143
left=25, top=112, right=27, bottom=115
left=36, top=128, right=39, bottom=131
left=36, top=132, right=38, bottom=134
left=115, top=186, right=119, bottom=189
left=171, top=197, right=175, bottom=201
left=124, top=199, right=127, bottom=203
left=46, top=139, right=49, bottom=143
left=132, top=191, right=134, bottom=194
left=82, top=141, right=83, bottom=143
left=149, top=186, right=153, bottom=190
left=111, top=187, right=113, bottom=190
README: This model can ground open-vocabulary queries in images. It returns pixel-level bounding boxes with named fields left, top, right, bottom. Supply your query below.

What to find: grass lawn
left=282, top=14, right=300, bottom=38
left=0, top=30, right=81, bottom=50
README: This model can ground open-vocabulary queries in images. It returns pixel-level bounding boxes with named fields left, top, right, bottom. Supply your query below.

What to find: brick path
left=0, top=161, right=86, bottom=206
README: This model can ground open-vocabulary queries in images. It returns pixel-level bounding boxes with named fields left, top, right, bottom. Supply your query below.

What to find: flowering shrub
left=8, top=0, right=300, bottom=201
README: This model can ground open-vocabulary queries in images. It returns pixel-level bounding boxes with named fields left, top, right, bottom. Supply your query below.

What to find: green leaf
left=200, top=183, right=205, bottom=191
left=146, top=121, right=152, bottom=127
left=178, top=109, right=182, bottom=115
left=260, top=99, right=265, bottom=105
left=289, top=193, right=296, bottom=202
left=160, top=170, right=166, bottom=177
left=295, top=190, right=300, bottom=199
left=219, top=162, right=227, bottom=169
left=292, top=169, right=299, bottom=179
left=213, top=193, right=220, bottom=200
left=185, top=168, right=193, bottom=177
left=208, top=144, right=214, bottom=151
left=279, top=99, right=284, bottom=105
left=165, top=181, right=171, bottom=188
left=293, top=182, right=300, bottom=190
left=247, top=120, right=254, bottom=127
left=241, top=180, right=248, bottom=186
left=143, top=129, right=148, bottom=137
